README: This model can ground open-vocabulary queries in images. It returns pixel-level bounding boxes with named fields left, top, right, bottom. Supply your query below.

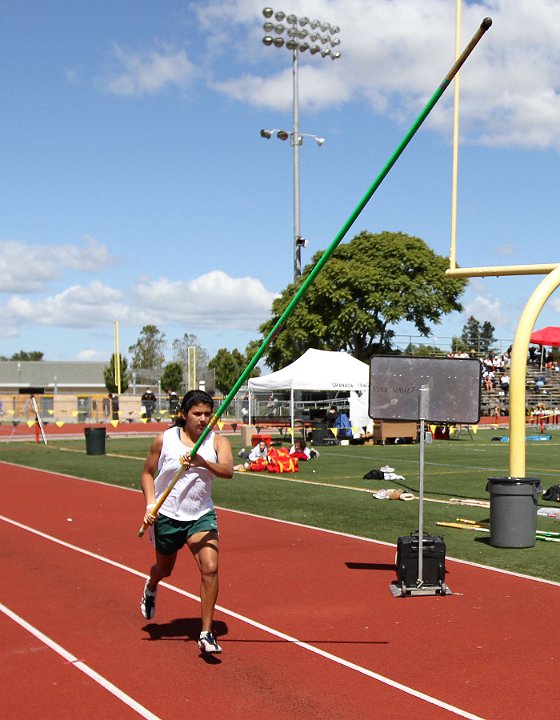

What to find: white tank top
left=155, top=426, right=217, bottom=521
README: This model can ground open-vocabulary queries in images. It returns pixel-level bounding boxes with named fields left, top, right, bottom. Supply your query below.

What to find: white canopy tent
left=248, top=349, right=370, bottom=434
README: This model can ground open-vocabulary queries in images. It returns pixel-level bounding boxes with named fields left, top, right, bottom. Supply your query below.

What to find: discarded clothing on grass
left=383, top=471, right=405, bottom=482
left=363, top=465, right=403, bottom=482
left=372, top=489, right=415, bottom=501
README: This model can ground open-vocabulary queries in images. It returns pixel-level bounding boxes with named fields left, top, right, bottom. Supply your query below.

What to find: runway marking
left=0, top=601, right=161, bottom=720
left=7, top=511, right=556, bottom=720
left=1, top=513, right=487, bottom=720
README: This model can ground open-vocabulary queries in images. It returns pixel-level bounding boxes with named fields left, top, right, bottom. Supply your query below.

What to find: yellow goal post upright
left=447, top=1, right=560, bottom=479
left=187, top=346, right=197, bottom=390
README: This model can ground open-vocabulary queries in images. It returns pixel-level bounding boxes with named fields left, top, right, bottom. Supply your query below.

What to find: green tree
left=244, top=339, right=263, bottom=368
left=480, top=321, right=497, bottom=354
left=208, top=342, right=261, bottom=394
left=259, top=231, right=467, bottom=370
left=103, top=354, right=130, bottom=394
left=460, top=316, right=480, bottom=351
left=460, top=316, right=496, bottom=354
left=128, top=325, right=166, bottom=372
left=160, top=362, right=184, bottom=393
left=451, top=336, right=467, bottom=353
left=3, top=351, right=45, bottom=360
left=404, top=343, right=445, bottom=357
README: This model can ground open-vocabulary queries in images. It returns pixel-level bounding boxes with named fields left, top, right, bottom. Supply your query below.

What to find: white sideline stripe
left=1, top=515, right=485, bottom=720
left=221, top=507, right=560, bottom=587
left=1, top=460, right=559, bottom=588
left=0, top=601, right=161, bottom=720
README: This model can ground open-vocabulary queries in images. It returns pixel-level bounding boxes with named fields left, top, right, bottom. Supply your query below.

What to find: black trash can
left=84, top=427, right=107, bottom=456
left=486, top=477, right=542, bottom=548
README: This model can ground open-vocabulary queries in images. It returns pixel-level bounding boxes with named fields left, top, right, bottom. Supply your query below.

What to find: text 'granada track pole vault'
left=138, top=17, right=493, bottom=538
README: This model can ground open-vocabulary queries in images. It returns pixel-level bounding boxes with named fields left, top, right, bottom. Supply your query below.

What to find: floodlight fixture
left=260, top=7, right=341, bottom=279
left=261, top=7, right=341, bottom=61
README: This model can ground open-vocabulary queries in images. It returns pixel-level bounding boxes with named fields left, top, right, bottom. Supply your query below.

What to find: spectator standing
left=111, top=393, right=119, bottom=421
left=141, top=388, right=157, bottom=421
left=168, top=391, right=180, bottom=418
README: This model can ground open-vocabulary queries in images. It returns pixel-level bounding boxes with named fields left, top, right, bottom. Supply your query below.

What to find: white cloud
left=5, top=281, right=128, bottom=328
left=0, top=271, right=277, bottom=339
left=130, top=270, right=278, bottom=329
left=203, top=0, right=560, bottom=150
left=76, top=349, right=108, bottom=361
left=0, top=237, right=116, bottom=294
left=213, top=65, right=351, bottom=112
left=549, top=296, right=560, bottom=316
left=464, top=293, right=506, bottom=328
left=65, top=66, right=81, bottom=84
left=497, top=243, right=518, bottom=256
left=100, top=43, right=196, bottom=97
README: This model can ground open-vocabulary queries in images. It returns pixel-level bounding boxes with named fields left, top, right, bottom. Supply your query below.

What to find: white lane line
left=0, top=601, right=161, bottom=720
left=1, top=514, right=485, bottom=720
left=1, top=459, right=558, bottom=587
left=221, top=506, right=560, bottom=587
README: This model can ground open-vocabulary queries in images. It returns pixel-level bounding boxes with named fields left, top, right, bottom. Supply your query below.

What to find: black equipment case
left=396, top=531, right=446, bottom=589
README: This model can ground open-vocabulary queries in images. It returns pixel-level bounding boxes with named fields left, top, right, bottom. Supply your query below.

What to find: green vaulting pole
left=138, top=18, right=492, bottom=537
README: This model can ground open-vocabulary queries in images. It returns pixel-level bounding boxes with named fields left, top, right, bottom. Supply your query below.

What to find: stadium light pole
left=260, top=7, right=341, bottom=280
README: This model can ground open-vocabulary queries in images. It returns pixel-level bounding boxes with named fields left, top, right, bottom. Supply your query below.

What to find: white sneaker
left=140, top=580, right=157, bottom=619
left=198, top=631, right=222, bottom=654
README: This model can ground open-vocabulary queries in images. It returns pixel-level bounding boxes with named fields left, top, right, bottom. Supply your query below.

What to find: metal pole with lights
left=260, top=7, right=341, bottom=279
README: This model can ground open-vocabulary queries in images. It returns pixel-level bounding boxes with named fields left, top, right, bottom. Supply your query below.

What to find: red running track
left=1, top=461, right=558, bottom=720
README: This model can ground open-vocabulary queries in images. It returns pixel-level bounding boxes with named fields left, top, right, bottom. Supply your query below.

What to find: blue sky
left=2, top=0, right=560, bottom=365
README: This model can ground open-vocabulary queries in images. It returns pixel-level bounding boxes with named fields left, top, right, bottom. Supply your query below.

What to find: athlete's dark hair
left=174, top=390, right=214, bottom=428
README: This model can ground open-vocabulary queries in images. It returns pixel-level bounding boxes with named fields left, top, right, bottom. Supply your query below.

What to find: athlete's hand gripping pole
left=137, top=18, right=492, bottom=538
left=138, top=453, right=189, bottom=537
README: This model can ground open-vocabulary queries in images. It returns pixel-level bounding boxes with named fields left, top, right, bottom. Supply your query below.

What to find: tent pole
left=290, top=388, right=295, bottom=445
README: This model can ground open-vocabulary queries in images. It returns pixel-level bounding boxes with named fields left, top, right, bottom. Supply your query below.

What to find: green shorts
left=153, top=510, right=218, bottom=555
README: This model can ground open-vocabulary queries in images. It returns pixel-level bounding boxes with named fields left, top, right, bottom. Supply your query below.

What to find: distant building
left=0, top=361, right=107, bottom=395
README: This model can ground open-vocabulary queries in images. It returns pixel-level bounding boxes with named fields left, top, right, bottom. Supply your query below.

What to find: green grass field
left=2, top=428, right=560, bottom=582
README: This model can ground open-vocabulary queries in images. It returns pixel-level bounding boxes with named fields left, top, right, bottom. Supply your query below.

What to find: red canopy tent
left=529, top=327, right=560, bottom=371
left=530, top=327, right=560, bottom=346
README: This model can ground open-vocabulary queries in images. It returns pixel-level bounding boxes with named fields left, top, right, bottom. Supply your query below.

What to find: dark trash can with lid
left=486, top=477, right=542, bottom=548
left=84, top=427, right=106, bottom=455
